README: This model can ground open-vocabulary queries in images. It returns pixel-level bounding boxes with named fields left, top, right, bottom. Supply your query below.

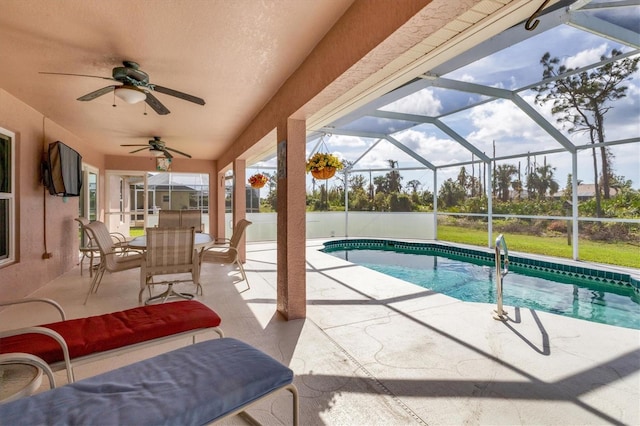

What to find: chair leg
left=144, top=282, right=194, bottom=305
left=79, top=251, right=85, bottom=276
left=84, top=265, right=105, bottom=304
left=139, top=276, right=154, bottom=303
left=88, top=250, right=97, bottom=278
left=236, top=260, right=250, bottom=291
left=92, top=268, right=106, bottom=294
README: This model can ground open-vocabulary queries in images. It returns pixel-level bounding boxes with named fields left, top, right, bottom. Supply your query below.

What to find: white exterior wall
left=225, top=212, right=435, bottom=241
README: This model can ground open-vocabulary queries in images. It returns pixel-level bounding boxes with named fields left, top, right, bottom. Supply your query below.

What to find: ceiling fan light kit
left=40, top=60, right=205, bottom=115
left=114, top=86, right=146, bottom=104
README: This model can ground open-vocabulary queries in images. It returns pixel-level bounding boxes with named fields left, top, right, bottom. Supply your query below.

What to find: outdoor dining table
left=127, top=232, right=215, bottom=251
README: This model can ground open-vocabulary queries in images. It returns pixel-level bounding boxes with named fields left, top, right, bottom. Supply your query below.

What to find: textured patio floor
left=1, top=239, right=638, bottom=425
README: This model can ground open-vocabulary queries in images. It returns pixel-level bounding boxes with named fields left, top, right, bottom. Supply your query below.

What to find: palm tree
left=528, top=163, right=559, bottom=199
left=494, top=164, right=517, bottom=202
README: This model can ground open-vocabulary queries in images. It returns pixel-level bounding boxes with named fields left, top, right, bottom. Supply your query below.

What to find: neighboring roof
left=556, top=184, right=619, bottom=198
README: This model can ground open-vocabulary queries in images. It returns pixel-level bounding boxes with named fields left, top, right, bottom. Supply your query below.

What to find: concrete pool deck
left=1, top=239, right=638, bottom=424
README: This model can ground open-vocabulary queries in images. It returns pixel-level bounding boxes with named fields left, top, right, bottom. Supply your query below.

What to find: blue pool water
left=324, top=246, right=640, bottom=330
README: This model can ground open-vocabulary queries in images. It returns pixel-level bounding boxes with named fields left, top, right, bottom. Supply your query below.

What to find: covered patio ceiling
left=298, top=1, right=639, bottom=188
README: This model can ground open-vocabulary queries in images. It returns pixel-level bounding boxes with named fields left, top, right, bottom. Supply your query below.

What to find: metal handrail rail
left=493, top=234, right=509, bottom=320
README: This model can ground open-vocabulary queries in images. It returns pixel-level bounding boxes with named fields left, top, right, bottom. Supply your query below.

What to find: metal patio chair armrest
left=0, top=298, right=66, bottom=321
left=0, top=326, right=75, bottom=383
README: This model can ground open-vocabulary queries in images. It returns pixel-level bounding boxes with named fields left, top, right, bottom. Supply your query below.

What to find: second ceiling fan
left=121, top=137, right=192, bottom=159
left=41, top=61, right=205, bottom=115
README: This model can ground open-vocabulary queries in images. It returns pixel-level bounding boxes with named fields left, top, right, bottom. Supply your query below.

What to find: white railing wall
left=225, top=212, right=436, bottom=242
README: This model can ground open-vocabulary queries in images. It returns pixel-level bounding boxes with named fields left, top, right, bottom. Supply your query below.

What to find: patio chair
left=179, top=210, right=203, bottom=232
left=75, top=217, right=129, bottom=277
left=139, top=227, right=202, bottom=304
left=201, top=219, right=252, bottom=291
left=83, top=221, right=143, bottom=304
left=158, top=210, right=182, bottom=228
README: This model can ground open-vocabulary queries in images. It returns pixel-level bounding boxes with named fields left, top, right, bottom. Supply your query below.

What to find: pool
left=322, top=239, right=640, bottom=330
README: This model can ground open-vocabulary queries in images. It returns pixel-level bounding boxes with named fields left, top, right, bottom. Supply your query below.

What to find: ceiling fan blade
left=120, top=144, right=150, bottom=147
left=152, top=85, right=205, bottom=106
left=39, top=72, right=116, bottom=82
left=164, top=146, right=192, bottom=159
left=128, top=147, right=149, bottom=154
left=161, top=149, right=173, bottom=159
left=77, top=85, right=117, bottom=101
left=144, top=92, right=170, bottom=115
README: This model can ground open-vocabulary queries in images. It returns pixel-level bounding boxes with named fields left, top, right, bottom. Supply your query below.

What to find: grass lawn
left=130, top=227, right=145, bottom=237
left=438, top=225, right=640, bottom=269
left=128, top=225, right=637, bottom=268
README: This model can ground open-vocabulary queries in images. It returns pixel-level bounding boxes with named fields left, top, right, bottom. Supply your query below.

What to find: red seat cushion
left=0, top=301, right=221, bottom=364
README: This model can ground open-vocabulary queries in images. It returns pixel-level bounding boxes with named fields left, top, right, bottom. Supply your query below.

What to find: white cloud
left=563, top=43, right=609, bottom=69
left=458, top=73, right=477, bottom=83
left=399, top=129, right=470, bottom=163
left=381, top=88, right=442, bottom=116
left=465, top=99, right=552, bottom=155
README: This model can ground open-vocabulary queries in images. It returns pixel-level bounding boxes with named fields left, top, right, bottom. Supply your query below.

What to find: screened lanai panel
left=350, top=136, right=430, bottom=170
left=393, top=124, right=475, bottom=166
left=338, top=115, right=417, bottom=134
left=607, top=144, right=640, bottom=191
left=443, top=23, right=634, bottom=91
left=575, top=144, right=640, bottom=200
left=379, top=86, right=490, bottom=117
left=582, top=2, right=640, bottom=32
left=521, top=69, right=640, bottom=146
left=439, top=99, right=567, bottom=157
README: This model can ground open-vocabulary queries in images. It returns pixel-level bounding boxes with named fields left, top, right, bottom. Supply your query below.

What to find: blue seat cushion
left=0, top=338, right=294, bottom=425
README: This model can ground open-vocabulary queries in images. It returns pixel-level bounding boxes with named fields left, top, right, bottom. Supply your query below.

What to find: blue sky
left=251, top=4, right=640, bottom=194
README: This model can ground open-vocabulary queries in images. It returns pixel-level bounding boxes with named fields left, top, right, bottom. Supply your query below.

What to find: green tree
left=390, top=193, right=412, bottom=212
left=373, top=175, right=387, bottom=194
left=374, top=160, right=403, bottom=194
left=373, top=191, right=389, bottom=211
left=494, top=164, right=517, bottom=202
left=349, top=173, right=367, bottom=192
left=349, top=187, right=371, bottom=211
left=406, top=179, right=421, bottom=193
left=386, top=160, right=402, bottom=193
left=264, top=188, right=277, bottom=212
left=457, top=167, right=468, bottom=193
left=438, top=178, right=466, bottom=209
left=527, top=163, right=559, bottom=200
left=419, top=189, right=434, bottom=210
left=534, top=49, right=639, bottom=216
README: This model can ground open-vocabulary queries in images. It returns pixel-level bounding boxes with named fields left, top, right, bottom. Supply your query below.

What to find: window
left=0, top=127, right=15, bottom=265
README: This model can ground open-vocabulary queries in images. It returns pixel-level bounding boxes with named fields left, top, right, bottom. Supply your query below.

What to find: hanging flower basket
left=306, top=152, right=343, bottom=180
left=311, top=167, right=336, bottom=180
left=248, top=173, right=268, bottom=189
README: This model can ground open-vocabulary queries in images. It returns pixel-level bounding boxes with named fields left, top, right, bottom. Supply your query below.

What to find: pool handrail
left=494, top=234, right=509, bottom=321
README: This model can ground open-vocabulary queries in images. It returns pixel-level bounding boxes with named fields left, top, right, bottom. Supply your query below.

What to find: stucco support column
left=233, top=159, right=247, bottom=262
left=276, top=118, right=306, bottom=320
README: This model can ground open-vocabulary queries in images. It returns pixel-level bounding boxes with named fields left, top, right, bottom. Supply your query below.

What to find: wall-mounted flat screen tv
left=42, top=141, right=82, bottom=197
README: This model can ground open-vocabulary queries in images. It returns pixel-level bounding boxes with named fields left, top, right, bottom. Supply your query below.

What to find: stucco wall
left=0, top=89, right=106, bottom=299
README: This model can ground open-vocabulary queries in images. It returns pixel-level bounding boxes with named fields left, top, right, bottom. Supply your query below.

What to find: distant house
left=555, top=184, right=618, bottom=201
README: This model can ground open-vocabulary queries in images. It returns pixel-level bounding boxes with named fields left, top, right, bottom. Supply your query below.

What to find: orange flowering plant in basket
left=248, top=173, right=269, bottom=188
left=305, top=153, right=344, bottom=179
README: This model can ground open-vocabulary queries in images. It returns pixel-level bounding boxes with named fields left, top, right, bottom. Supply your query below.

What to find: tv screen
left=43, top=141, right=82, bottom=197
